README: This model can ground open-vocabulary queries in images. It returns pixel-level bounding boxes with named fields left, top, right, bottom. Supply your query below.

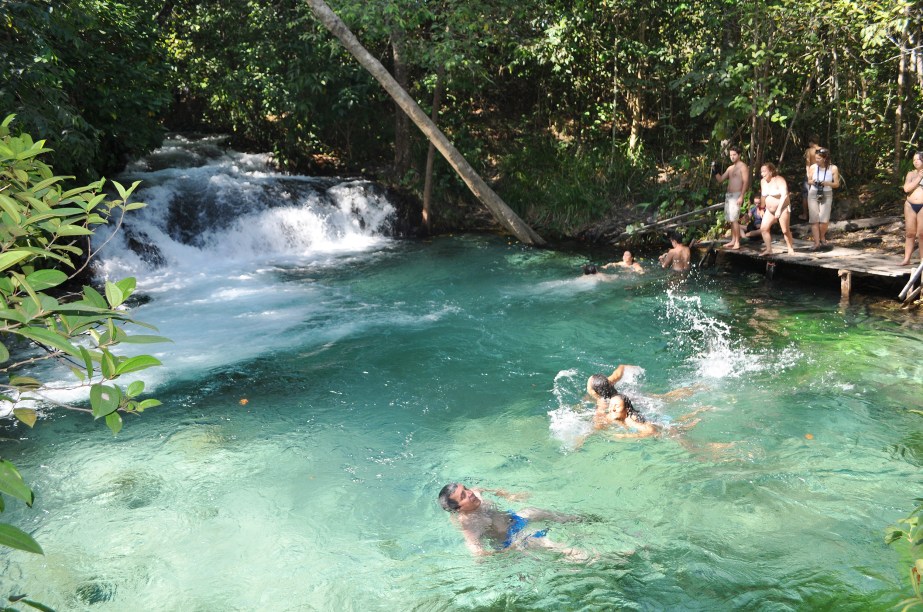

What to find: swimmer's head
left=582, top=264, right=598, bottom=275
left=587, top=374, right=615, bottom=399
left=622, top=251, right=634, bottom=264
left=438, top=483, right=480, bottom=513
left=666, top=230, right=683, bottom=245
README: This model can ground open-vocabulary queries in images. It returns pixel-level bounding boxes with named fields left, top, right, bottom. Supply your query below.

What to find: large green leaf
left=0, top=460, right=33, bottom=506
left=24, top=269, right=67, bottom=291
left=104, top=281, right=124, bottom=309
left=119, top=334, right=171, bottom=344
left=90, top=383, right=120, bottom=418
left=115, top=355, right=162, bottom=375
left=0, top=523, right=43, bottom=555
left=15, top=326, right=81, bottom=358
left=0, top=250, right=31, bottom=273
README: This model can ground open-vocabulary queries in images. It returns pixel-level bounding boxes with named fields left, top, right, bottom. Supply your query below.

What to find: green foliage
left=0, top=1, right=171, bottom=180
left=494, top=136, right=654, bottom=235
left=0, top=117, right=166, bottom=606
left=887, top=497, right=923, bottom=611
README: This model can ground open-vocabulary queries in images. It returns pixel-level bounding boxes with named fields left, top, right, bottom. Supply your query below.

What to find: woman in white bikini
left=758, top=162, right=795, bottom=256
left=900, top=151, right=923, bottom=266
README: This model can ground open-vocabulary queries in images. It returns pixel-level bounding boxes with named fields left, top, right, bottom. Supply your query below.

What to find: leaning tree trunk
left=422, top=65, right=446, bottom=233
left=305, top=0, right=545, bottom=246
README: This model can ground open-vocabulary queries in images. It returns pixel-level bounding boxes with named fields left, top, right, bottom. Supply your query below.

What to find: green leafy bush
left=0, top=115, right=166, bottom=575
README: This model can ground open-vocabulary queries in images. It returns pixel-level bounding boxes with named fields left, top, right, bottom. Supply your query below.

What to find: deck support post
left=838, top=269, right=852, bottom=298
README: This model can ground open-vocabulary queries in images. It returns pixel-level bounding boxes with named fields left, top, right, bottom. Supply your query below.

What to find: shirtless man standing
left=659, top=230, right=691, bottom=271
left=437, top=483, right=585, bottom=559
left=713, top=145, right=749, bottom=250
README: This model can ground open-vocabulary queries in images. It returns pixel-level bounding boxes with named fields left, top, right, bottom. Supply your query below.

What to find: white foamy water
left=659, top=289, right=801, bottom=380
left=70, top=138, right=399, bottom=393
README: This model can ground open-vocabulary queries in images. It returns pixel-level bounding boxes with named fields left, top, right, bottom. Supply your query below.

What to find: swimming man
left=437, top=483, right=586, bottom=559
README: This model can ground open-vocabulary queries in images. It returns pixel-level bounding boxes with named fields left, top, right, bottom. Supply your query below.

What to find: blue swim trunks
left=502, top=512, right=548, bottom=548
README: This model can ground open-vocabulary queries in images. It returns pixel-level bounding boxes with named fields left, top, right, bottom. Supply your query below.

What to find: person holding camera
left=806, top=147, right=840, bottom=250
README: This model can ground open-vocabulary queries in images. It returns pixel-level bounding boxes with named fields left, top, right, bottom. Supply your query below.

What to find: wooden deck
left=698, top=222, right=913, bottom=297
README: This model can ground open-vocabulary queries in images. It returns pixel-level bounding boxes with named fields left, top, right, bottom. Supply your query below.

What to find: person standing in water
left=659, top=230, right=691, bottom=271
left=602, top=250, right=645, bottom=273
left=713, top=145, right=750, bottom=250
left=900, top=151, right=923, bottom=266
left=437, top=483, right=586, bottom=559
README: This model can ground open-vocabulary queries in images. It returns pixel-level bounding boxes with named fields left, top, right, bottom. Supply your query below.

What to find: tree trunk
left=305, top=0, right=545, bottom=246
left=895, top=4, right=910, bottom=177
left=422, top=65, right=446, bottom=232
left=391, top=29, right=412, bottom=182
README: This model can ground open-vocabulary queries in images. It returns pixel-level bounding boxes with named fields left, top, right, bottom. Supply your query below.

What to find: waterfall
left=94, top=134, right=397, bottom=285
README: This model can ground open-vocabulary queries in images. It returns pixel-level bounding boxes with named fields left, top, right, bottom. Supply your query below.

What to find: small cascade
left=95, top=135, right=398, bottom=282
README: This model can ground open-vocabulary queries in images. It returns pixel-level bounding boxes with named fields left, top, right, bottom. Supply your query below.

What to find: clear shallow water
left=2, top=144, right=922, bottom=610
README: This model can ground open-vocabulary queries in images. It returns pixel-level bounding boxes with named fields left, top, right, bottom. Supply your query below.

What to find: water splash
left=659, top=289, right=800, bottom=380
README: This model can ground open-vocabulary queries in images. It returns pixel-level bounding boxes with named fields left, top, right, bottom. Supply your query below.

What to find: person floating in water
left=659, top=230, right=691, bottom=271
left=437, top=483, right=587, bottom=559
left=582, top=367, right=709, bottom=441
left=601, top=251, right=645, bottom=274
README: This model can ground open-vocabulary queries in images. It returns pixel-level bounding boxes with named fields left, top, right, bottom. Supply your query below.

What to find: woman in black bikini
left=900, top=151, right=923, bottom=266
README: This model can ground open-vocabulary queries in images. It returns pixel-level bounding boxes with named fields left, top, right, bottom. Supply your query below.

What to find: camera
left=813, top=180, right=824, bottom=189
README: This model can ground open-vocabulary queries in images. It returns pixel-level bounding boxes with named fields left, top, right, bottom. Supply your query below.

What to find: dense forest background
left=2, top=0, right=922, bottom=239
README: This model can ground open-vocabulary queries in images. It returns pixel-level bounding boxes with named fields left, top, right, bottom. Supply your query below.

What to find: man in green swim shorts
left=437, top=483, right=587, bottom=559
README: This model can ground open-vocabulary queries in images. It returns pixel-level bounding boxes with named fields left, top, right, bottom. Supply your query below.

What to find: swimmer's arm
left=610, top=422, right=659, bottom=439
left=607, top=364, right=628, bottom=384
left=460, top=527, right=490, bottom=556
left=659, top=251, right=674, bottom=269
left=479, top=488, right=529, bottom=502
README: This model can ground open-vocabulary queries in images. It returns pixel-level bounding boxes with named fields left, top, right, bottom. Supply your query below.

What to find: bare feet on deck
left=900, top=259, right=913, bottom=266
left=758, top=249, right=772, bottom=257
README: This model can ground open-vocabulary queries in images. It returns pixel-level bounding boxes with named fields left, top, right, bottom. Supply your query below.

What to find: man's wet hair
left=588, top=374, right=615, bottom=399
left=729, top=144, right=742, bottom=155
left=666, top=230, right=683, bottom=245
left=438, top=483, right=461, bottom=511
left=582, top=264, right=598, bottom=275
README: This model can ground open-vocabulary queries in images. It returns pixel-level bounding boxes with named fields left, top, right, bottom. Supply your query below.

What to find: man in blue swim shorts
left=437, top=483, right=588, bottom=559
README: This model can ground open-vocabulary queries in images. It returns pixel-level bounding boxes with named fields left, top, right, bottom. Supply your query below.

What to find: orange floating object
left=805, top=433, right=814, bottom=440
left=239, top=398, right=249, bottom=405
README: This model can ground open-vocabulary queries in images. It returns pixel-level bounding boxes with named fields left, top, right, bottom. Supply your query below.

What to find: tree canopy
left=2, top=0, right=921, bottom=232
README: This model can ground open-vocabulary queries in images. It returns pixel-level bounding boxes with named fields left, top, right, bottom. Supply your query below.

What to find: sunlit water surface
left=1, top=140, right=921, bottom=610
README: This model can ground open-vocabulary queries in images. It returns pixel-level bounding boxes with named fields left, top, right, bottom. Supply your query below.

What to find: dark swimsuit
left=910, top=201, right=923, bottom=214
left=502, top=512, right=547, bottom=549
